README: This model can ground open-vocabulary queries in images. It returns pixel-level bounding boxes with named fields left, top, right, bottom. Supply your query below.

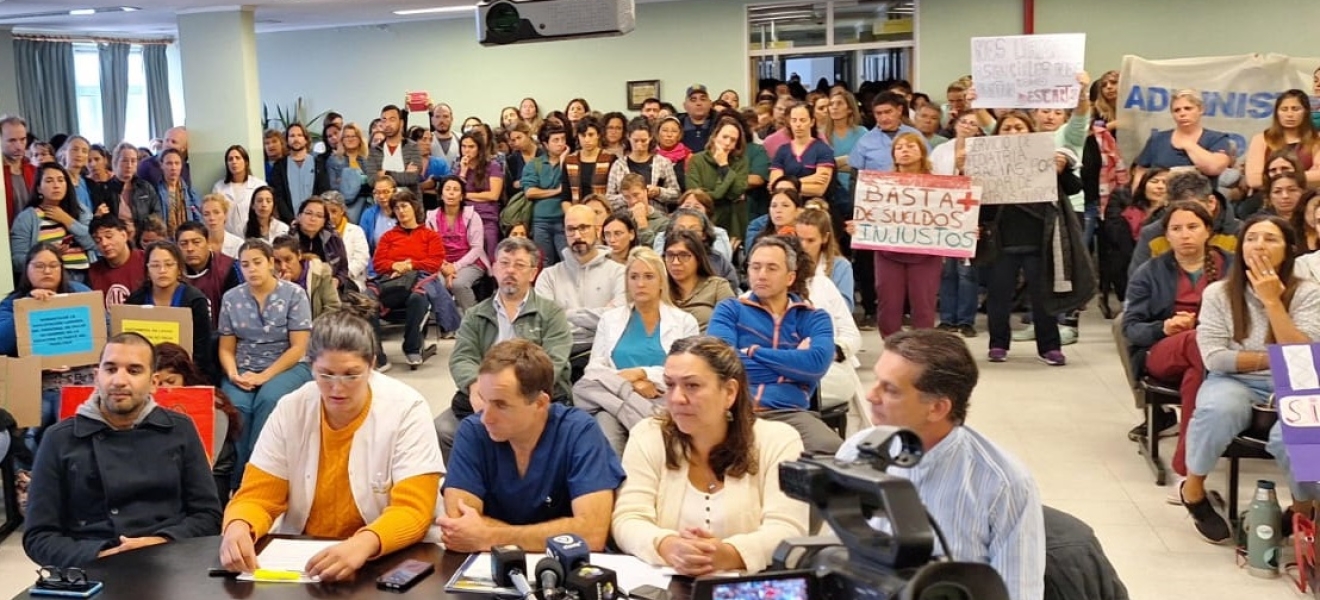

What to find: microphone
left=491, top=545, right=534, bottom=599
left=545, top=533, right=590, bottom=574
left=535, top=556, right=566, bottom=599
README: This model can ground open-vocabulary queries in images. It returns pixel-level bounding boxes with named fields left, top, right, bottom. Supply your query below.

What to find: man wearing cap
left=680, top=85, right=715, bottom=153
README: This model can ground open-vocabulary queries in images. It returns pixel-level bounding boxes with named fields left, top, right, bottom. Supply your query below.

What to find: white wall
left=256, top=0, right=746, bottom=128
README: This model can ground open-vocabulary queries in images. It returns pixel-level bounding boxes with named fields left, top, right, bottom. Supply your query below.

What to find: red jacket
left=4, top=161, right=35, bottom=225
left=373, top=225, right=445, bottom=275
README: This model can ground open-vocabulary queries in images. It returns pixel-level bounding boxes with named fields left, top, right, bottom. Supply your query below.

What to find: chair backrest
left=1110, top=311, right=1141, bottom=396
left=212, top=409, right=228, bottom=464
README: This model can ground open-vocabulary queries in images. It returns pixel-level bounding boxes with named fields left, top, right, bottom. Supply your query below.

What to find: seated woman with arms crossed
left=219, top=311, right=444, bottom=581
left=612, top=336, right=808, bottom=575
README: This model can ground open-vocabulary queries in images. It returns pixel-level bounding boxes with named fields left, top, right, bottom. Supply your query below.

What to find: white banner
left=850, top=172, right=981, bottom=259
left=970, top=33, right=1086, bottom=109
left=963, top=132, right=1057, bottom=205
left=1117, top=53, right=1320, bottom=167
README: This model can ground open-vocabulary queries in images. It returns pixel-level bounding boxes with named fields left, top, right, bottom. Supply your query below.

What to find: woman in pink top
left=428, top=175, right=487, bottom=313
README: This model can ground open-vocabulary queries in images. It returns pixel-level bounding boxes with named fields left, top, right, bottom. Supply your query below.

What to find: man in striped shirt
left=838, top=329, right=1045, bottom=600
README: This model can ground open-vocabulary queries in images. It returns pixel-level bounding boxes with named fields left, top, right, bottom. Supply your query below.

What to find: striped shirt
left=36, top=211, right=90, bottom=270
left=837, top=426, right=1045, bottom=600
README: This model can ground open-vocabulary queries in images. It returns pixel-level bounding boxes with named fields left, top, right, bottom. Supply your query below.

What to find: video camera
left=693, top=427, right=1011, bottom=600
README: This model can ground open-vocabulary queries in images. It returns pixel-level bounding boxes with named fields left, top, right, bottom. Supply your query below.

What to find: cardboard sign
left=110, top=305, right=194, bottom=357
left=850, top=172, right=982, bottom=259
left=405, top=91, right=430, bottom=112
left=963, top=132, right=1058, bottom=205
left=60, top=386, right=217, bottom=460
left=970, top=33, right=1086, bottom=109
left=0, top=356, right=43, bottom=427
left=14, top=291, right=107, bottom=369
left=1267, top=344, right=1320, bottom=482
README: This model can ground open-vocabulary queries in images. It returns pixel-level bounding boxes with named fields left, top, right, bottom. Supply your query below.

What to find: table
left=9, top=535, right=695, bottom=600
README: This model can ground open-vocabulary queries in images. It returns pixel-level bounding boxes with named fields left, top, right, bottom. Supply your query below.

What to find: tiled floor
left=0, top=311, right=1306, bottom=599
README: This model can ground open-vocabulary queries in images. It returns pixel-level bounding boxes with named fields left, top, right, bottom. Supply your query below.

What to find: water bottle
left=1244, top=480, right=1283, bottom=578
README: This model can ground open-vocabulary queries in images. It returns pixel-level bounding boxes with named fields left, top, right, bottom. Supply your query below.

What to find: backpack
left=499, top=191, right=531, bottom=234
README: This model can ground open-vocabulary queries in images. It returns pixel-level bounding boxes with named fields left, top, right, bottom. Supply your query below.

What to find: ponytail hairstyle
left=1159, top=200, right=1220, bottom=285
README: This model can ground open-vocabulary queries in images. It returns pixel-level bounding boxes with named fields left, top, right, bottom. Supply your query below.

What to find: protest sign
left=1267, top=344, right=1320, bottom=482
left=963, top=132, right=1057, bottom=205
left=1117, top=53, right=1319, bottom=167
left=850, top=171, right=981, bottom=259
left=60, top=385, right=217, bottom=460
left=0, top=356, right=43, bottom=427
left=110, top=304, right=194, bottom=357
left=14, top=291, right=106, bottom=369
left=970, top=33, right=1086, bottom=109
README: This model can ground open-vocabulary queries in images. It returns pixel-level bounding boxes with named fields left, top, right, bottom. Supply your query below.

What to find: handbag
left=375, top=271, right=422, bottom=309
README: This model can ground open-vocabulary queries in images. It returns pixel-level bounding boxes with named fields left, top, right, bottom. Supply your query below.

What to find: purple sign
left=1267, top=343, right=1320, bottom=482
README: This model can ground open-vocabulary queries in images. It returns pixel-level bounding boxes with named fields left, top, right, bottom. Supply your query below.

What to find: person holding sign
left=1131, top=89, right=1234, bottom=190
left=125, top=241, right=216, bottom=382
left=218, top=239, right=314, bottom=490
left=869, top=133, right=945, bottom=337
left=769, top=103, right=835, bottom=200
left=1243, top=90, right=1320, bottom=191
left=153, top=341, right=241, bottom=504
left=980, top=113, right=1088, bottom=366
left=1182, top=214, right=1320, bottom=544
left=219, top=311, right=444, bottom=582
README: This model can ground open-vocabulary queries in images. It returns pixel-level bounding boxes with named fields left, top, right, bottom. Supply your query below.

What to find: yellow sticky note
left=120, top=319, right=181, bottom=345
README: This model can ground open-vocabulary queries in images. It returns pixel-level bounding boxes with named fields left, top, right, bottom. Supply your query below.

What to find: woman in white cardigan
left=574, top=246, right=700, bottom=455
left=217, top=310, right=445, bottom=582
left=611, top=336, right=809, bottom=574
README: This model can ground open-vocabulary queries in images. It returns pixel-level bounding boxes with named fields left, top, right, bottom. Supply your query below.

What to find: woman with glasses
left=664, top=230, right=734, bottom=332
left=126, top=241, right=216, bottom=381
left=293, top=196, right=352, bottom=292
left=360, top=176, right=399, bottom=252
left=219, top=310, right=444, bottom=582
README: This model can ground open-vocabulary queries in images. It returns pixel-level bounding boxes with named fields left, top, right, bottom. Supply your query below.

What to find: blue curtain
left=97, top=42, right=130, bottom=145
left=13, top=40, right=78, bottom=139
left=142, top=44, right=174, bottom=137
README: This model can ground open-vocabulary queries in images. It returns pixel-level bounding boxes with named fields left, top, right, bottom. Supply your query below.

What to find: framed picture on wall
left=626, top=80, right=660, bottom=110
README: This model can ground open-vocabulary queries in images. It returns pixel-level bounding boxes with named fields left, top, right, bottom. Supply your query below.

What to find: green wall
left=257, top=0, right=747, bottom=127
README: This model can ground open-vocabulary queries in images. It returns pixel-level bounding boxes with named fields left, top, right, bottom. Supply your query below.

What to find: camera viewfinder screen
left=711, top=577, right=809, bottom=600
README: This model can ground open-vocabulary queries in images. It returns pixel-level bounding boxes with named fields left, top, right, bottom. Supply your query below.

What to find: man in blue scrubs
left=438, top=339, right=624, bottom=552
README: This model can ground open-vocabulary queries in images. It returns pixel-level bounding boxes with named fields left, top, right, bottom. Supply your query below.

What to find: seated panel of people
left=707, top=236, right=839, bottom=454
left=438, top=339, right=624, bottom=552
left=11, top=162, right=95, bottom=282
left=125, top=241, right=217, bottom=381
left=611, top=335, right=808, bottom=575
left=665, top=230, right=735, bottom=333
left=370, top=189, right=446, bottom=367
left=1180, top=214, right=1320, bottom=544
left=573, top=247, right=700, bottom=455
left=272, top=234, right=341, bottom=321
left=426, top=175, right=488, bottom=314
left=219, top=311, right=444, bottom=582
left=217, top=239, right=314, bottom=490
left=23, top=334, right=222, bottom=568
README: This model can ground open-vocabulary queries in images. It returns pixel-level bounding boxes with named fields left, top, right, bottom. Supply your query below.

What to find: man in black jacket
left=268, top=123, right=330, bottom=223
left=22, top=333, right=222, bottom=568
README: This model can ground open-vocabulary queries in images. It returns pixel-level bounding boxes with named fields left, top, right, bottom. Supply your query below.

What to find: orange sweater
left=224, top=396, right=440, bottom=557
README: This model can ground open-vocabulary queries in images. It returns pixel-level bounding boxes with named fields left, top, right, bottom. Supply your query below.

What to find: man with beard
left=364, top=104, right=423, bottom=194
left=534, top=205, right=627, bottom=380
left=430, top=103, right=459, bottom=169
left=88, top=215, right=145, bottom=307
left=268, top=123, right=330, bottom=222
left=434, top=237, right=571, bottom=461
left=1, top=115, right=34, bottom=225
left=137, top=126, right=191, bottom=187
left=177, top=221, right=241, bottom=328
left=679, top=84, right=715, bottom=153
left=22, top=333, right=222, bottom=567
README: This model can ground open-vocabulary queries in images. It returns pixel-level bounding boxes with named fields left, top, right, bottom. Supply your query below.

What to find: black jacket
left=1122, top=249, right=1231, bottom=349
left=267, top=154, right=331, bottom=224
left=22, top=402, right=222, bottom=567
left=95, top=177, right=161, bottom=234
left=1043, top=506, right=1130, bottom=600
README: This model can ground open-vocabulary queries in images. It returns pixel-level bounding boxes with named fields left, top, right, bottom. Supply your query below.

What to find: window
left=71, top=43, right=152, bottom=147
left=747, top=1, right=917, bottom=92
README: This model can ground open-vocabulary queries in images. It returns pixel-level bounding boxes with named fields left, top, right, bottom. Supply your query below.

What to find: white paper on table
left=465, top=552, right=671, bottom=593
left=235, top=539, right=341, bottom=583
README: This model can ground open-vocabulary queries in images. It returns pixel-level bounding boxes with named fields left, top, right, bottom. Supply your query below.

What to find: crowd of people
left=1, top=69, right=1317, bottom=599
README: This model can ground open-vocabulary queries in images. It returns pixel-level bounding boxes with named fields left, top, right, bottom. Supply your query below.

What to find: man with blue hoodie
left=707, top=236, right=839, bottom=454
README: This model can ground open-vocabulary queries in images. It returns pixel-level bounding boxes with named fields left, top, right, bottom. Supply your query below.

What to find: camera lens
left=488, top=2, right=520, bottom=35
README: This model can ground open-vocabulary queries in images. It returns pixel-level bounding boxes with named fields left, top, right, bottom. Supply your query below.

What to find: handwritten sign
left=14, top=291, right=107, bottom=369
left=0, top=356, right=43, bottom=427
left=850, top=172, right=981, bottom=259
left=110, top=305, right=194, bottom=357
left=1268, top=344, right=1320, bottom=482
left=970, top=33, right=1086, bottom=109
left=963, top=133, right=1057, bottom=205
